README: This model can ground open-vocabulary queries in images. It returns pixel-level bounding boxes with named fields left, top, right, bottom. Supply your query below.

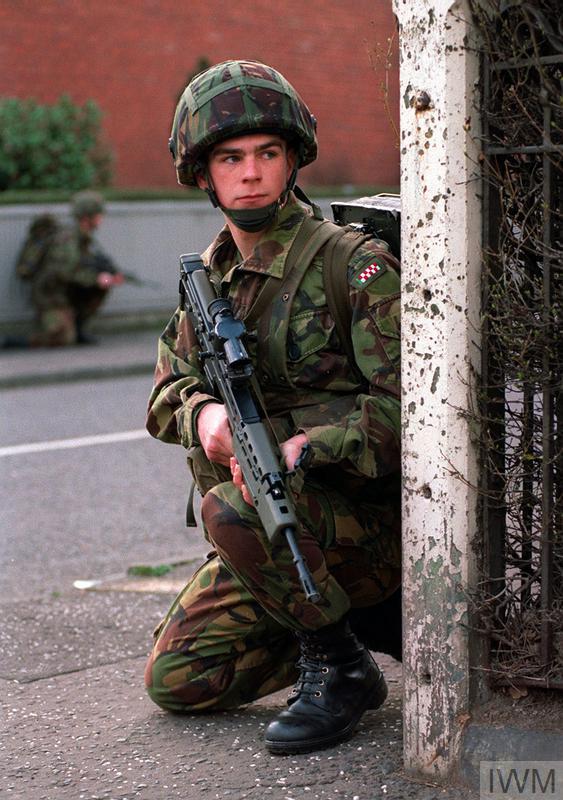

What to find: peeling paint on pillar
left=392, top=0, right=484, bottom=781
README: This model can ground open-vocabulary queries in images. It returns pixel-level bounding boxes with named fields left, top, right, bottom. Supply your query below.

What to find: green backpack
left=15, top=214, right=60, bottom=281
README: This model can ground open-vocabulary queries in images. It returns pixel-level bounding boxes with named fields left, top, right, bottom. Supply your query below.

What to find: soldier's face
left=197, top=133, right=296, bottom=210
left=78, top=213, right=103, bottom=232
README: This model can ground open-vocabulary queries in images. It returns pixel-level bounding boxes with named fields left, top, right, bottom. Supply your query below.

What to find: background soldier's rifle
left=179, top=252, right=320, bottom=604
left=81, top=249, right=160, bottom=289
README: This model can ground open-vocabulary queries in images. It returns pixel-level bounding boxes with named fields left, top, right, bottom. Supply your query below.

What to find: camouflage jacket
left=147, top=195, right=401, bottom=481
left=31, top=223, right=103, bottom=310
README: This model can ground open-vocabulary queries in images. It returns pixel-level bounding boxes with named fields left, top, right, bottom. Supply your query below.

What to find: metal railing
left=478, top=1, right=562, bottom=689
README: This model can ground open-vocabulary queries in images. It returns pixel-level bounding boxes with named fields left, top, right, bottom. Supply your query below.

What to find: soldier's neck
left=226, top=220, right=263, bottom=261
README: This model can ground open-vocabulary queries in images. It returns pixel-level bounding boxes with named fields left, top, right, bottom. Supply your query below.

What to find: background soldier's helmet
left=169, top=60, right=318, bottom=187
left=72, top=191, right=105, bottom=218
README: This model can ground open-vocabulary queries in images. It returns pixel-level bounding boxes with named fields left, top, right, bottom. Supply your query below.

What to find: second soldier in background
left=12, top=191, right=124, bottom=347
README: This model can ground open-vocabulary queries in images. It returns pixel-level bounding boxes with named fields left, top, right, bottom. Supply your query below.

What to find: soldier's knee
left=144, top=652, right=170, bottom=710
left=37, top=308, right=76, bottom=346
left=50, top=327, right=76, bottom=347
left=144, top=650, right=235, bottom=713
left=200, top=483, right=256, bottom=556
left=144, top=653, right=189, bottom=712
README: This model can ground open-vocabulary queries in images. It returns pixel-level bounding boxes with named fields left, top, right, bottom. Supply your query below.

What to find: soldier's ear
left=195, top=172, right=209, bottom=191
left=286, top=148, right=297, bottom=179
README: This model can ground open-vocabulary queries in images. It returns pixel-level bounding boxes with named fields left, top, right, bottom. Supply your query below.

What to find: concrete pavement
left=0, top=326, right=160, bottom=388
left=0, top=330, right=478, bottom=800
left=1, top=581, right=474, bottom=800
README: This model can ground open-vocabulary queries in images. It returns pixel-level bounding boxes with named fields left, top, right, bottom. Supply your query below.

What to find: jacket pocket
left=286, top=308, right=335, bottom=362
left=368, top=293, right=401, bottom=376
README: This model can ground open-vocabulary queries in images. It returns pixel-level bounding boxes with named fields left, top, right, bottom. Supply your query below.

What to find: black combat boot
left=75, top=320, right=98, bottom=346
left=1, top=335, right=30, bottom=349
left=348, top=588, right=403, bottom=662
left=264, top=619, right=387, bottom=755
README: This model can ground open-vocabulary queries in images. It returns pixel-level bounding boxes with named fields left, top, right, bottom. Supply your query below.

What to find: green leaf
left=127, top=564, right=173, bottom=577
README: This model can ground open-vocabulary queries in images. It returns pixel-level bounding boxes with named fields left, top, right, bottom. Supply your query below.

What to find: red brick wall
left=1, top=1, right=399, bottom=189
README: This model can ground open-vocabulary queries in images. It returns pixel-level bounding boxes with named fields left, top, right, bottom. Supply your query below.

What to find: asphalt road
left=0, top=374, right=208, bottom=602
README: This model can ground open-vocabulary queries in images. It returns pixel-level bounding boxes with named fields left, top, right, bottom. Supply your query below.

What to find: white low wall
left=0, top=198, right=336, bottom=327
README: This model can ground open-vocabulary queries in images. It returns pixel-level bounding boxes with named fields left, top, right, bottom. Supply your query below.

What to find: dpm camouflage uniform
left=145, top=194, right=401, bottom=711
left=29, top=224, right=109, bottom=346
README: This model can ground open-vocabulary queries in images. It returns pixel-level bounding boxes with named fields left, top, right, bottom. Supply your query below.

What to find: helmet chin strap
left=203, top=165, right=299, bottom=233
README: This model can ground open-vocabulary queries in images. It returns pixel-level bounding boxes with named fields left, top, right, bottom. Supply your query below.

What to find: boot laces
left=289, top=642, right=330, bottom=701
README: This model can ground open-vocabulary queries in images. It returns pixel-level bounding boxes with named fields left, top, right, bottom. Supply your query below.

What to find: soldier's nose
left=242, top=157, right=261, bottom=180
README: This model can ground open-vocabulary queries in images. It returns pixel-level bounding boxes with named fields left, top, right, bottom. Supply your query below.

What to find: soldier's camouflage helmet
left=169, top=60, right=318, bottom=187
left=72, top=191, right=105, bottom=218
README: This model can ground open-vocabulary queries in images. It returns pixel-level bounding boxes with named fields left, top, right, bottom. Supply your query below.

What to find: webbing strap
left=293, top=185, right=324, bottom=220
left=254, top=216, right=340, bottom=386
left=245, top=216, right=335, bottom=331
left=322, top=229, right=372, bottom=378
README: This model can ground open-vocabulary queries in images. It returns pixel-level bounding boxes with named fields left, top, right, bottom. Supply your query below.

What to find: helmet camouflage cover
left=72, top=190, right=105, bottom=218
left=170, top=60, right=318, bottom=186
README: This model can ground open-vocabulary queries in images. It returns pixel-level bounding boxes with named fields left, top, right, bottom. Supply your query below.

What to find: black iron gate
left=476, top=1, right=562, bottom=689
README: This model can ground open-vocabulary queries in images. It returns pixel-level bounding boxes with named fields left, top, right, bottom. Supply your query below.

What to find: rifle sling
left=185, top=480, right=198, bottom=527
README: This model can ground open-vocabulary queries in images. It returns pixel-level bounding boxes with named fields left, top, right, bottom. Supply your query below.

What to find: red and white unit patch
left=356, top=262, right=382, bottom=284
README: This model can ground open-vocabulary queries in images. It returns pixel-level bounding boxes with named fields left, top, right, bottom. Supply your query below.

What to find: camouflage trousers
left=31, top=287, right=108, bottom=346
left=144, top=447, right=401, bottom=712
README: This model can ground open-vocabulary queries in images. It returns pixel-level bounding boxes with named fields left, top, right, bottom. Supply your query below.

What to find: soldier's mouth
left=237, top=194, right=268, bottom=204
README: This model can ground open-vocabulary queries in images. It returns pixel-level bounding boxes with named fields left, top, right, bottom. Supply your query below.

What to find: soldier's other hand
left=280, top=433, right=309, bottom=472
left=230, top=457, right=254, bottom=506
left=96, top=271, right=116, bottom=289
left=197, top=402, right=233, bottom=466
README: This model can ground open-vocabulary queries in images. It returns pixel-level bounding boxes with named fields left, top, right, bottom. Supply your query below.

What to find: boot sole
left=265, top=672, right=388, bottom=756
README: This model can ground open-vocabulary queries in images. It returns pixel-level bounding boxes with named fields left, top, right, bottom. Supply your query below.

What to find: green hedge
left=0, top=184, right=398, bottom=206
left=0, top=95, right=113, bottom=191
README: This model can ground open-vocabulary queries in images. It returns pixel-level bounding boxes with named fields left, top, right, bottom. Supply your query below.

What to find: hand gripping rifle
left=81, top=250, right=160, bottom=289
left=179, top=252, right=320, bottom=604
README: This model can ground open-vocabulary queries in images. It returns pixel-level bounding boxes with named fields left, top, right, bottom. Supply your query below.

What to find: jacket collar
left=206, top=193, right=309, bottom=284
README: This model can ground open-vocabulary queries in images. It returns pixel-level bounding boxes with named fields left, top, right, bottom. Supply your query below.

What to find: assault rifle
left=179, top=252, right=320, bottom=604
left=81, top=250, right=160, bottom=289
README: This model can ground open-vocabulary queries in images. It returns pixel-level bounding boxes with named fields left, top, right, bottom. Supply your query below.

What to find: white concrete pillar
left=391, top=0, right=484, bottom=778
